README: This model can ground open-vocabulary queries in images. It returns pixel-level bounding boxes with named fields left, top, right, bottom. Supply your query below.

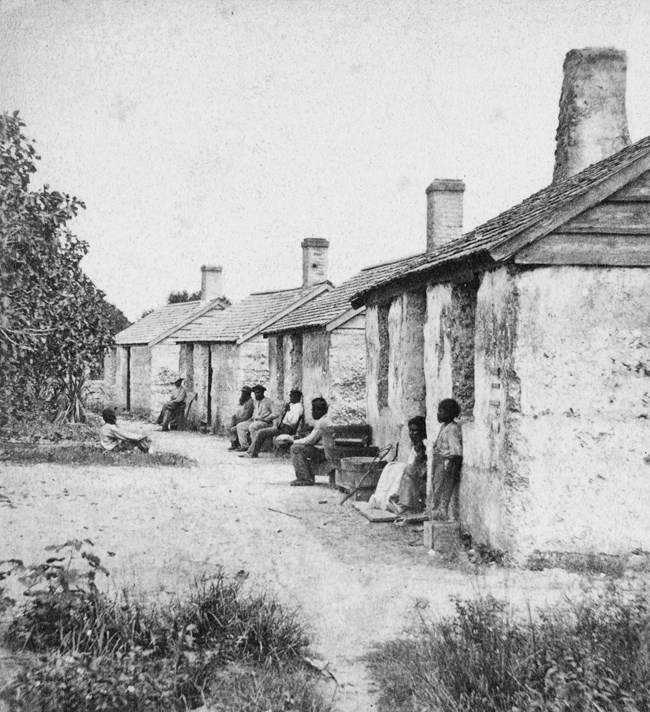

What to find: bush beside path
left=2, top=430, right=646, bottom=710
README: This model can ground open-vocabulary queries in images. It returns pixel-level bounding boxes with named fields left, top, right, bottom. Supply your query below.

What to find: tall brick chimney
left=201, top=265, right=224, bottom=302
left=301, top=237, right=329, bottom=288
left=426, top=179, right=465, bottom=252
left=553, top=47, right=631, bottom=183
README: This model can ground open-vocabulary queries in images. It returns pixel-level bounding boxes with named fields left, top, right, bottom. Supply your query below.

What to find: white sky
left=2, top=0, right=650, bottom=320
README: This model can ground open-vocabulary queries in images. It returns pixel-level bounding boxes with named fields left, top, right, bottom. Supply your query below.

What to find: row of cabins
left=107, top=47, right=650, bottom=564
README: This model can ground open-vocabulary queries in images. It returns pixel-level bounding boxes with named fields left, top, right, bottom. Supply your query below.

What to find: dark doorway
left=126, top=347, right=131, bottom=412
left=207, top=347, right=213, bottom=427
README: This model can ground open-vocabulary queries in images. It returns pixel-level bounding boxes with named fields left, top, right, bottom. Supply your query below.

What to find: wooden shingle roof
left=264, top=254, right=424, bottom=334
left=115, top=300, right=223, bottom=346
left=171, top=283, right=331, bottom=344
left=352, top=134, right=650, bottom=307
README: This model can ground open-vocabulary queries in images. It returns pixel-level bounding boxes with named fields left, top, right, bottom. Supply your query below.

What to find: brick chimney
left=301, top=237, right=329, bottom=288
left=201, top=265, right=224, bottom=302
left=553, top=47, right=631, bottom=183
left=426, top=179, right=465, bottom=252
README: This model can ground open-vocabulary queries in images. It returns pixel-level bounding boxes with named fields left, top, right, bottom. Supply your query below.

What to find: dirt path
left=0, top=431, right=596, bottom=710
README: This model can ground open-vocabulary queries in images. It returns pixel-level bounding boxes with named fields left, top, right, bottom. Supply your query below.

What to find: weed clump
left=366, top=587, right=650, bottom=712
left=1, top=542, right=327, bottom=711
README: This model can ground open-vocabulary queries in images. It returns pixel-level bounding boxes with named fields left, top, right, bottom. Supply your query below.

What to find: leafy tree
left=167, top=289, right=201, bottom=304
left=0, top=111, right=114, bottom=423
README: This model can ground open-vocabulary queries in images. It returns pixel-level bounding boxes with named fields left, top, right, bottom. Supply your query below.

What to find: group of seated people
left=227, top=385, right=463, bottom=515
left=227, top=384, right=332, bottom=487
left=100, top=374, right=464, bottom=520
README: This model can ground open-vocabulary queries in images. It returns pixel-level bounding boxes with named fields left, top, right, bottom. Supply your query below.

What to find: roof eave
left=235, top=283, right=333, bottom=345
left=489, top=149, right=650, bottom=261
left=325, top=306, right=365, bottom=332
left=147, top=298, right=229, bottom=348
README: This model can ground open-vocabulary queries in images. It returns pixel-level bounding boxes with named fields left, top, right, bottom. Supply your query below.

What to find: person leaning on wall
left=431, top=398, right=463, bottom=521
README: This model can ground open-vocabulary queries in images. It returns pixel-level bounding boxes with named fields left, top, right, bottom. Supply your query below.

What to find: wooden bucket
left=338, top=456, right=387, bottom=500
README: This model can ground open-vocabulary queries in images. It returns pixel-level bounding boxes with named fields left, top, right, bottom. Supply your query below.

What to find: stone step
left=423, top=521, right=462, bottom=556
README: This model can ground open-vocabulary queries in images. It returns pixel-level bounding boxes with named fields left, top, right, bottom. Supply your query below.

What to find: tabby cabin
left=352, top=48, right=650, bottom=563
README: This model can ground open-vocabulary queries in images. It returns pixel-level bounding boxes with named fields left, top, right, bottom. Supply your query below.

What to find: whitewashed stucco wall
left=149, top=341, right=181, bottom=418
left=510, top=267, right=650, bottom=559
left=366, top=293, right=426, bottom=457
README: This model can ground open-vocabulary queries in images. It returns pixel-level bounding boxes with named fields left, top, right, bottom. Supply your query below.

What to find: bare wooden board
left=515, top=233, right=650, bottom=265
left=352, top=502, right=429, bottom=524
left=352, top=502, right=398, bottom=522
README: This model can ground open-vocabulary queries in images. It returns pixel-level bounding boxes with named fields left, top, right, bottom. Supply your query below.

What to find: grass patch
left=366, top=586, right=650, bottom=712
left=1, top=542, right=328, bottom=711
left=0, top=442, right=195, bottom=468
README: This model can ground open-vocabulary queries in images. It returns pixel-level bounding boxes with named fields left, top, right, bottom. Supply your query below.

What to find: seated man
left=100, top=408, right=151, bottom=453
left=227, top=386, right=254, bottom=450
left=240, top=388, right=304, bottom=458
left=156, top=377, right=187, bottom=432
left=234, top=384, right=274, bottom=451
left=289, top=397, right=331, bottom=486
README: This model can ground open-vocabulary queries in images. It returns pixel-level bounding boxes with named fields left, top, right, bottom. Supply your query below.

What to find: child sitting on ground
left=431, top=398, right=463, bottom=521
left=99, top=408, right=152, bottom=453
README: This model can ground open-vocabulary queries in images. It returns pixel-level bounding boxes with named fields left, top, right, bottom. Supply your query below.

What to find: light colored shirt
left=252, top=396, right=274, bottom=424
left=293, top=414, right=331, bottom=449
left=433, top=422, right=463, bottom=458
left=100, top=423, right=146, bottom=451
left=169, top=385, right=187, bottom=405
left=280, top=402, right=303, bottom=428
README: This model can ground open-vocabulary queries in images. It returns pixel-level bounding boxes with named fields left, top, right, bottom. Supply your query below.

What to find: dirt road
left=1, top=431, right=587, bottom=710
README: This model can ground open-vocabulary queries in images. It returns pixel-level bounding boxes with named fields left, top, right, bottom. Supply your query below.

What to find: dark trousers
left=249, top=423, right=296, bottom=455
left=157, top=403, right=184, bottom=430
left=431, top=455, right=462, bottom=520
left=290, top=443, right=327, bottom=483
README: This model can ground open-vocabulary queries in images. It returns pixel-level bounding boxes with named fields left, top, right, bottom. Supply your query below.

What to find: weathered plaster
left=302, top=331, right=330, bottom=425
left=210, top=343, right=238, bottom=434
left=288, top=334, right=303, bottom=397
left=239, top=338, right=270, bottom=394
left=367, top=294, right=426, bottom=456
left=150, top=342, right=181, bottom=418
left=329, top=326, right=366, bottom=424
left=267, top=335, right=284, bottom=403
left=116, top=347, right=129, bottom=410
left=464, top=267, right=518, bottom=553
left=388, top=292, right=426, bottom=457
left=179, top=344, right=194, bottom=395
left=130, top=346, right=152, bottom=414
left=510, top=266, right=650, bottom=559
left=192, top=345, right=211, bottom=425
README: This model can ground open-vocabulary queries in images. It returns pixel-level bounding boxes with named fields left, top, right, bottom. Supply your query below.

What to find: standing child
left=431, top=398, right=463, bottom=521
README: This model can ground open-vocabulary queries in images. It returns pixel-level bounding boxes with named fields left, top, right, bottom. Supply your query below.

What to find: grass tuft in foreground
left=1, top=542, right=328, bottom=711
left=366, top=586, right=650, bottom=712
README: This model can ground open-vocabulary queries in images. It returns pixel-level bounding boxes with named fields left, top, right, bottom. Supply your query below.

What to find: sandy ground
left=0, top=431, right=626, bottom=710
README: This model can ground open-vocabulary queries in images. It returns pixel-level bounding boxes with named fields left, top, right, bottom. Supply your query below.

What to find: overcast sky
left=2, top=0, right=650, bottom=320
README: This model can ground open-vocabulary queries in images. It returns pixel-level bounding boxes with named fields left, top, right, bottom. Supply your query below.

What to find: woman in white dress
left=368, top=416, right=427, bottom=513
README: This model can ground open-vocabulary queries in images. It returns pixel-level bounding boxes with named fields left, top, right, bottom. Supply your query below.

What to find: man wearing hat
left=157, top=377, right=187, bottom=432
left=234, top=384, right=274, bottom=451
left=227, top=385, right=255, bottom=450
left=240, top=388, right=304, bottom=458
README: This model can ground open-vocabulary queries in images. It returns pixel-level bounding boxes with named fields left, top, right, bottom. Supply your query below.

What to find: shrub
left=2, top=543, right=327, bottom=711
left=366, top=586, right=650, bottom=712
